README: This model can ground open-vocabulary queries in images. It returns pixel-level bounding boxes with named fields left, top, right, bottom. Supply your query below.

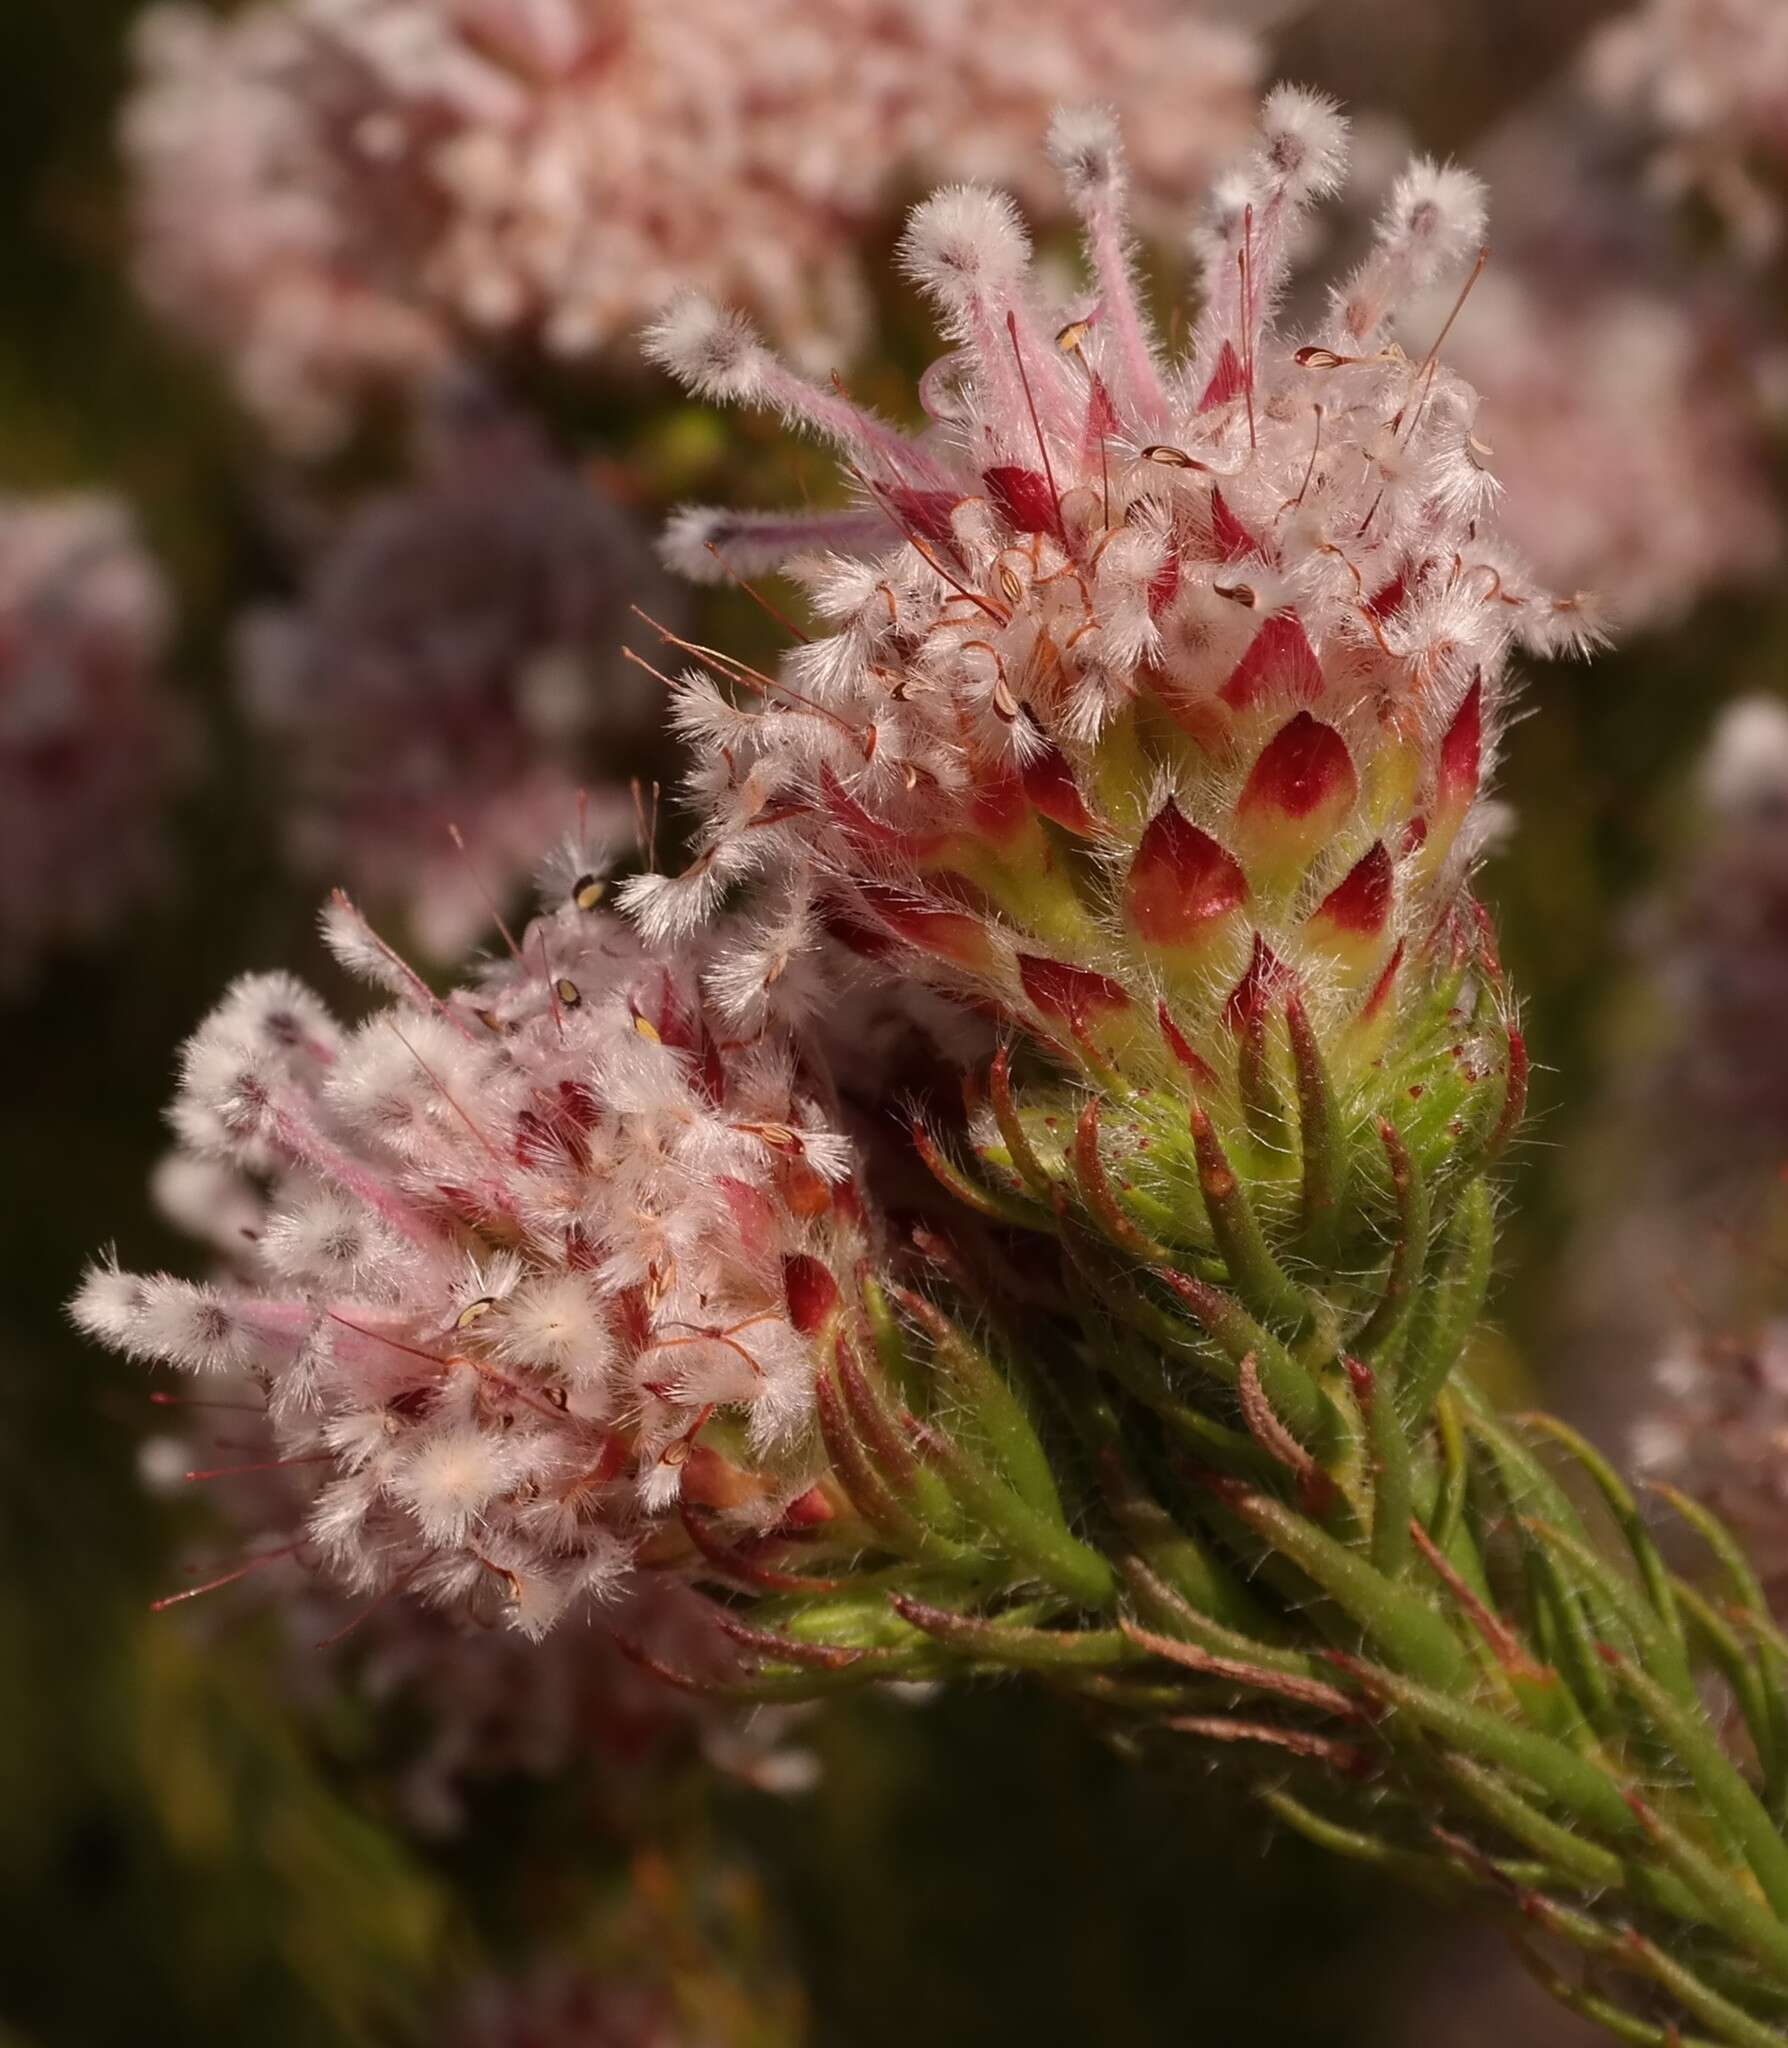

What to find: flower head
left=642, top=93, right=1577, bottom=1219
left=0, top=492, right=182, bottom=985
left=240, top=402, right=667, bottom=957
left=124, top=0, right=1258, bottom=449
left=76, top=850, right=864, bottom=1636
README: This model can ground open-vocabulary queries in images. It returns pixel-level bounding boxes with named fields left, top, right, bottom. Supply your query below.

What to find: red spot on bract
left=782, top=1253, right=839, bottom=1336
left=1124, top=799, right=1248, bottom=947
left=885, top=486, right=960, bottom=549
left=779, top=1485, right=836, bottom=1529
left=557, top=1079, right=599, bottom=1130
left=720, top=1178, right=779, bottom=1262
left=984, top=465, right=1061, bottom=538
left=1356, top=939, right=1406, bottom=1023
left=818, top=896, right=896, bottom=959
left=1225, top=933, right=1293, bottom=1032
left=969, top=770, right=1030, bottom=847
left=613, top=1285, right=655, bottom=1355
left=1402, top=815, right=1429, bottom=856
left=856, top=884, right=993, bottom=970
left=1021, top=745, right=1098, bottom=836
left=1198, top=338, right=1249, bottom=412
left=1438, top=679, right=1482, bottom=811
left=1220, top=611, right=1325, bottom=710
left=1313, top=841, right=1395, bottom=937
left=1148, top=549, right=1181, bottom=617
left=1208, top=486, right=1257, bottom=563
left=1237, top=711, right=1357, bottom=822
left=1366, top=569, right=1408, bottom=620
left=1018, top=953, right=1132, bottom=1024
left=1158, top=1002, right=1220, bottom=1087
left=821, top=767, right=933, bottom=858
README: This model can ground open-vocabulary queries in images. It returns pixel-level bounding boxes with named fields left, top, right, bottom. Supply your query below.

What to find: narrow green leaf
left=1285, top=993, right=1346, bottom=1269
left=890, top=1284, right=1064, bottom=1520
left=1187, top=1101, right=1313, bottom=1334
left=1399, top=1178, right=1494, bottom=1423
left=1220, top=1488, right=1474, bottom=1692
left=1604, top=1650, right=1788, bottom=1923
left=1331, top=1656, right=1641, bottom=1842
left=911, top=1418, right=1117, bottom=1609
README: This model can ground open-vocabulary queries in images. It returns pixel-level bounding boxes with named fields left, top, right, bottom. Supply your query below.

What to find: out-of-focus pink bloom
left=1565, top=697, right=1788, bottom=1418
left=121, top=0, right=1260, bottom=449
left=449, top=1961, right=683, bottom=2048
left=1442, top=270, right=1781, bottom=632
left=76, top=853, right=866, bottom=1639
left=239, top=406, right=664, bottom=960
left=0, top=493, right=182, bottom=985
left=1633, top=1316, right=1788, bottom=1598
left=1587, top=0, right=1788, bottom=257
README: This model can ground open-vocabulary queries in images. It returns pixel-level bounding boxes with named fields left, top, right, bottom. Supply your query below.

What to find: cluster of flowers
left=81, top=87, right=1575, bottom=1639
left=1601, top=699, right=1788, bottom=1591
left=1634, top=1317, right=1788, bottom=1596
left=0, top=492, right=182, bottom=986
left=76, top=838, right=864, bottom=1642
left=123, top=0, right=1258, bottom=451
left=1440, top=265, right=1780, bottom=633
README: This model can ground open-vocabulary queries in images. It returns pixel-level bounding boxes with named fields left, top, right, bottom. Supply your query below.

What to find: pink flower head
left=76, top=846, right=865, bottom=1637
left=122, top=0, right=1259, bottom=449
left=1440, top=270, right=1781, bottom=633
left=1588, top=0, right=1788, bottom=258
left=638, top=93, right=1592, bottom=1097
left=0, top=493, right=182, bottom=985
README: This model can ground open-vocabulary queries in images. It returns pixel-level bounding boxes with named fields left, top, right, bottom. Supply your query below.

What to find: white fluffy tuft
left=1046, top=105, right=1125, bottom=204
left=1254, top=83, right=1350, bottom=203
left=641, top=291, right=768, bottom=402
left=1379, top=157, right=1487, bottom=282
left=898, top=186, right=1030, bottom=308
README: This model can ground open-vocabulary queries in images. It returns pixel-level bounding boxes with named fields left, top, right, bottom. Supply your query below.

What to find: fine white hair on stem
left=658, top=504, right=890, bottom=584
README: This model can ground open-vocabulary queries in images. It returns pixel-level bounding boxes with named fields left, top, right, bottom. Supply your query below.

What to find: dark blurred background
left=2, top=1, right=1769, bottom=2042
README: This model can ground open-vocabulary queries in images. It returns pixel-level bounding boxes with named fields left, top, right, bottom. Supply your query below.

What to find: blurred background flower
left=122, top=0, right=1261, bottom=451
left=0, top=490, right=185, bottom=987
